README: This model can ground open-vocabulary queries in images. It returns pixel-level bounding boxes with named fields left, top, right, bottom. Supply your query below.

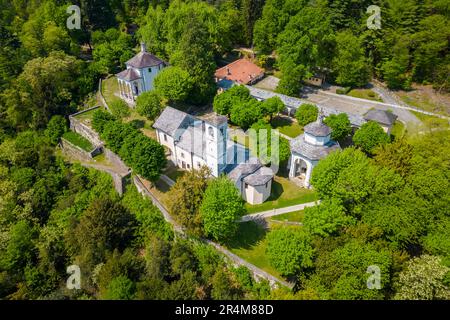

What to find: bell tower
left=204, top=114, right=228, bottom=177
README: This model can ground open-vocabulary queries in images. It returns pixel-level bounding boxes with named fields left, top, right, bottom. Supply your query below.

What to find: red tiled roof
left=215, top=59, right=264, bottom=85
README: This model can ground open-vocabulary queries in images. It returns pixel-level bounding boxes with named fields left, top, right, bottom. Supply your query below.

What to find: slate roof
left=243, top=166, right=274, bottom=186
left=364, top=109, right=398, bottom=126
left=290, top=134, right=340, bottom=161
left=153, top=106, right=194, bottom=136
left=227, top=158, right=261, bottom=184
left=215, top=59, right=264, bottom=85
left=176, top=126, right=206, bottom=158
left=126, top=51, right=166, bottom=69
left=197, top=113, right=228, bottom=127
left=116, top=68, right=141, bottom=81
left=246, top=86, right=366, bottom=127
left=304, top=119, right=331, bottom=137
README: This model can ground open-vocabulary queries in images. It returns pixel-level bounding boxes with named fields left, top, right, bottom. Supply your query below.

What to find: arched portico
left=289, top=155, right=313, bottom=188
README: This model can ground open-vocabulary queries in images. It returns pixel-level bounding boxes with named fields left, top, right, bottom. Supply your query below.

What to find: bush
left=295, top=103, right=318, bottom=126
left=109, top=100, right=130, bottom=119
left=323, top=113, right=352, bottom=141
left=266, top=227, right=314, bottom=277
left=353, top=121, right=390, bottom=154
left=136, top=91, right=163, bottom=121
left=45, top=115, right=67, bottom=145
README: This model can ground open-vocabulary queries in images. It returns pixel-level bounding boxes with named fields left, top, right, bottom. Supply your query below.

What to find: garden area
left=271, top=116, right=303, bottom=138
left=62, top=131, right=93, bottom=151
left=245, top=175, right=318, bottom=214
left=346, top=88, right=382, bottom=101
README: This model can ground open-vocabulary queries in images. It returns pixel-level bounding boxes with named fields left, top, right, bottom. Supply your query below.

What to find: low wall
left=60, top=138, right=102, bottom=161
left=104, top=148, right=129, bottom=172
left=69, top=106, right=104, bottom=147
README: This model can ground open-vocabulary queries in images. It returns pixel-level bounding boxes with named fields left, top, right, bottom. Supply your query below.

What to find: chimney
left=140, top=42, right=147, bottom=53
left=227, top=67, right=231, bottom=75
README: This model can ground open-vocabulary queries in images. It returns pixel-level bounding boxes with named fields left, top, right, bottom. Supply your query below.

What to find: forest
left=0, top=0, right=449, bottom=300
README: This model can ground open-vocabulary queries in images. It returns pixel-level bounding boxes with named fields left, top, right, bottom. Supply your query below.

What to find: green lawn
left=347, top=89, right=382, bottom=101
left=101, top=76, right=121, bottom=106
left=63, top=131, right=93, bottom=152
left=225, top=221, right=282, bottom=279
left=270, top=210, right=305, bottom=223
left=74, top=107, right=99, bottom=121
left=271, top=116, right=303, bottom=138
left=245, top=176, right=318, bottom=214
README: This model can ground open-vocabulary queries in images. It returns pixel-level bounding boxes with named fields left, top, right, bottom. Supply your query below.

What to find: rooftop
left=116, top=68, right=141, bottom=81
left=153, top=106, right=194, bottom=136
left=290, top=134, right=340, bottom=161
left=215, top=59, right=264, bottom=85
left=126, top=43, right=166, bottom=69
left=304, top=115, right=332, bottom=137
left=197, top=112, right=228, bottom=127
left=243, top=166, right=274, bottom=186
left=364, top=109, right=398, bottom=126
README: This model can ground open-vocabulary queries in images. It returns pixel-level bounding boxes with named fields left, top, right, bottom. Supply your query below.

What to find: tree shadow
left=271, top=115, right=293, bottom=129
left=266, top=180, right=284, bottom=202
left=225, top=221, right=267, bottom=250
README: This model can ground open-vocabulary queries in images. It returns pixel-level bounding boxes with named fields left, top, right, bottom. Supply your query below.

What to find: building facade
left=153, top=106, right=274, bottom=204
left=116, top=43, right=166, bottom=104
left=288, top=114, right=341, bottom=188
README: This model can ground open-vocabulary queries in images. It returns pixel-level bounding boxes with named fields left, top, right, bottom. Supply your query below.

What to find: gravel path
left=240, top=201, right=319, bottom=222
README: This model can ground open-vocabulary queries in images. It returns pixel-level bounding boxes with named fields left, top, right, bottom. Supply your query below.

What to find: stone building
left=288, top=114, right=341, bottom=188
left=116, top=43, right=167, bottom=104
left=153, top=106, right=274, bottom=204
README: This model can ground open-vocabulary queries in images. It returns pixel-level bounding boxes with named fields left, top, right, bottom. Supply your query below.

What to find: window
left=187, top=164, right=190, bottom=169
left=148, top=68, right=152, bottom=73
left=197, top=162, right=201, bottom=168
left=245, top=183, right=248, bottom=189
left=265, top=182, right=268, bottom=188
left=181, top=153, right=185, bottom=158
left=163, top=134, right=167, bottom=142
left=208, top=127, right=214, bottom=137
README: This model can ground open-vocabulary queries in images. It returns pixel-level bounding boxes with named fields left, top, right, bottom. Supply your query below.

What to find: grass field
left=347, top=89, right=382, bottom=101
left=225, top=221, right=282, bottom=279
left=63, top=131, right=93, bottom=152
left=271, top=116, right=303, bottom=138
left=245, top=176, right=318, bottom=214
left=270, top=210, right=305, bottom=223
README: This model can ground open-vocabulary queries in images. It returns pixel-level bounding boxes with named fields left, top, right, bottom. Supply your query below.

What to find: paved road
left=301, top=86, right=423, bottom=128
left=240, top=201, right=319, bottom=222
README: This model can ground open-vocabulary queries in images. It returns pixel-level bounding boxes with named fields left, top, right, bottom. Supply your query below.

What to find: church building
left=116, top=43, right=167, bottom=104
left=153, top=106, right=274, bottom=204
left=288, top=113, right=341, bottom=188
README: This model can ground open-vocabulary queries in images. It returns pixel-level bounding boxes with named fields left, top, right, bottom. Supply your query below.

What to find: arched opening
left=294, top=158, right=308, bottom=178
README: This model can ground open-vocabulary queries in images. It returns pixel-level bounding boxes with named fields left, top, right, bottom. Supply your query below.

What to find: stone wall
left=104, top=148, right=129, bottom=172
left=60, top=138, right=101, bottom=161
left=69, top=106, right=104, bottom=147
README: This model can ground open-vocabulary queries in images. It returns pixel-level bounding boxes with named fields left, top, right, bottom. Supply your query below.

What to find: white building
left=288, top=114, right=341, bottom=188
left=116, top=43, right=166, bottom=104
left=153, top=106, right=274, bottom=204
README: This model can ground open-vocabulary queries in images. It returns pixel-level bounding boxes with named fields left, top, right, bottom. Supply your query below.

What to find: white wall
left=304, top=132, right=330, bottom=146
left=243, top=179, right=272, bottom=205
left=141, top=64, right=164, bottom=92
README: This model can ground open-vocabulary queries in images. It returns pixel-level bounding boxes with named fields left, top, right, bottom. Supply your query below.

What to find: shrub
left=295, top=103, right=318, bottom=126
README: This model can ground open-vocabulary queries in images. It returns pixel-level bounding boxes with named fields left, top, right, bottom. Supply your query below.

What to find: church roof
left=126, top=51, right=166, bottom=69
left=364, top=109, right=398, bottom=126
left=197, top=113, right=228, bottom=127
left=304, top=116, right=332, bottom=137
left=116, top=68, right=141, bottom=81
left=153, top=106, right=194, bottom=136
left=227, top=158, right=262, bottom=184
left=290, top=134, right=340, bottom=161
left=176, top=126, right=206, bottom=159
left=243, top=166, right=274, bottom=186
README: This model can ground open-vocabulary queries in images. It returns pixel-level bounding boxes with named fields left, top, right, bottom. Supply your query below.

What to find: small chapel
left=288, top=113, right=341, bottom=188
left=116, top=43, right=167, bottom=104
